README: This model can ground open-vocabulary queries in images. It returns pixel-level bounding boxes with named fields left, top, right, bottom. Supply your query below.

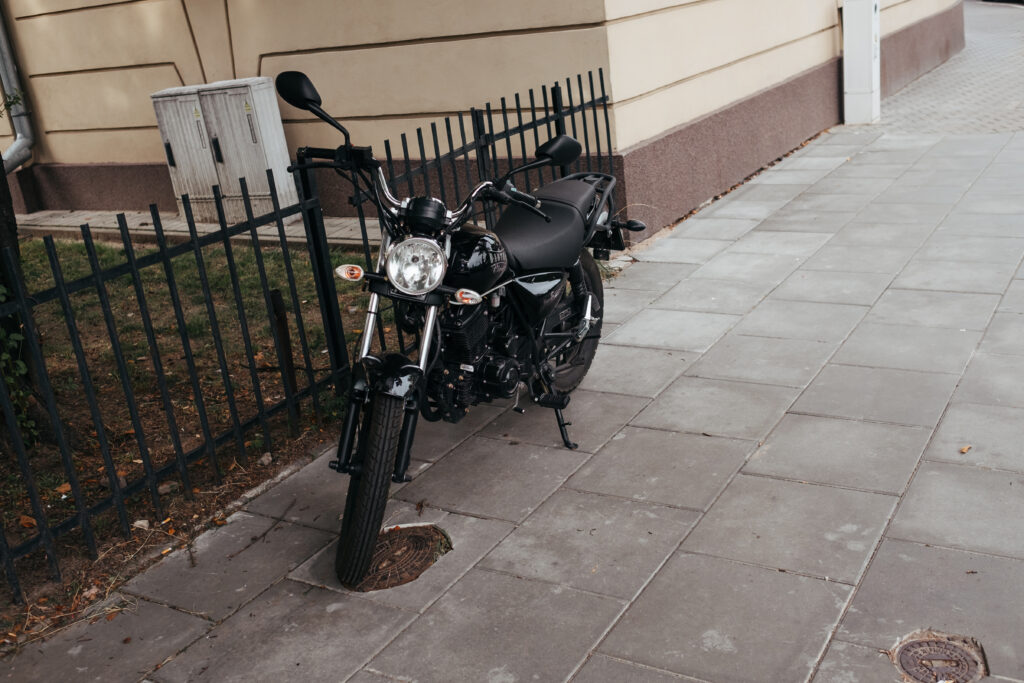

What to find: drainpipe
left=0, top=8, right=33, bottom=173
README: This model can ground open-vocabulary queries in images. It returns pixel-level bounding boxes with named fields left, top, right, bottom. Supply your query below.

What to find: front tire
left=335, top=393, right=403, bottom=588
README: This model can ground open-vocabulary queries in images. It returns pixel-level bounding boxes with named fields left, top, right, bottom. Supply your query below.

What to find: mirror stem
left=308, top=102, right=351, bottom=148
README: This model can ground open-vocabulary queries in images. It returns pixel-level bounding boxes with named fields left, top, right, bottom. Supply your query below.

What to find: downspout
left=0, top=8, right=33, bottom=173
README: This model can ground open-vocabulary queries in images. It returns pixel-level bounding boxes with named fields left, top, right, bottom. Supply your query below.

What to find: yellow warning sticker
left=244, top=101, right=252, bottom=113
left=193, top=107, right=201, bottom=119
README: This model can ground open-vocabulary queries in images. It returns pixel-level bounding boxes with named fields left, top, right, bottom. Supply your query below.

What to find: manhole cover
left=349, top=524, right=452, bottom=592
left=890, top=630, right=988, bottom=683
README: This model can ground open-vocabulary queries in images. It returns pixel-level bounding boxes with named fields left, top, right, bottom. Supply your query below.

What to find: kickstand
left=554, top=408, right=578, bottom=450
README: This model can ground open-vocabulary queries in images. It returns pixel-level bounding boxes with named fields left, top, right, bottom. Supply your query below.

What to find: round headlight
left=385, top=237, right=447, bottom=296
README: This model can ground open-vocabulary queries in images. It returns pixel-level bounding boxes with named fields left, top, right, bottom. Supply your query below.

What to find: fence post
left=550, top=83, right=569, bottom=178
left=470, top=109, right=496, bottom=228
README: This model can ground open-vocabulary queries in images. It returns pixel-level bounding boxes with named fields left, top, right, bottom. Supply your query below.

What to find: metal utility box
left=152, top=77, right=298, bottom=223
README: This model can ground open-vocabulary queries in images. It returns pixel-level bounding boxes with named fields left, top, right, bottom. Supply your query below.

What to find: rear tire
left=550, top=249, right=604, bottom=393
left=335, top=393, right=403, bottom=588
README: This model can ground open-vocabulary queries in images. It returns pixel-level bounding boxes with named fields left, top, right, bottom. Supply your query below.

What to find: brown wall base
left=11, top=163, right=177, bottom=215
left=881, top=1, right=965, bottom=97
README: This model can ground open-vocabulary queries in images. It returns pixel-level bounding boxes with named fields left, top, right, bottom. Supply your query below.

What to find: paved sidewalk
left=5, top=1, right=1024, bottom=681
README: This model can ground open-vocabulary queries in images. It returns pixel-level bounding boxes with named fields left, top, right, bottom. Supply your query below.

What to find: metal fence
left=0, top=69, right=611, bottom=601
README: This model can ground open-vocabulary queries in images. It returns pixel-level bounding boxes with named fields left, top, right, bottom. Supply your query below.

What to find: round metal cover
left=890, top=630, right=988, bottom=683
left=350, top=524, right=452, bottom=592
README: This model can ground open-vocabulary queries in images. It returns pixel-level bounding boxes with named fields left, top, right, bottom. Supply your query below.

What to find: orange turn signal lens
left=334, top=264, right=364, bottom=281
left=454, top=288, right=483, bottom=305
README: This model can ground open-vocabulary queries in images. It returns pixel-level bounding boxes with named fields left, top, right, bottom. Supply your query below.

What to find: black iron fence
left=0, top=70, right=611, bottom=601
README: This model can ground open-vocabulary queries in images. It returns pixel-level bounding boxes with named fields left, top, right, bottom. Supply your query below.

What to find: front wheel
left=335, top=393, right=403, bottom=588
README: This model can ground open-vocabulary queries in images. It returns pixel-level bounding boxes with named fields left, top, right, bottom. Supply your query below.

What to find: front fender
left=361, top=353, right=423, bottom=399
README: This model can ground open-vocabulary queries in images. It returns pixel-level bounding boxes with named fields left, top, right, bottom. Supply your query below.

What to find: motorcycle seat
left=493, top=178, right=597, bottom=272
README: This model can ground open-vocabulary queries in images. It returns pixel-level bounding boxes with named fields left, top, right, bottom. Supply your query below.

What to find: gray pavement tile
left=580, top=345, right=694, bottom=397
left=866, top=289, right=1000, bottom=330
left=909, top=154, right=994, bottom=171
left=918, top=234, right=1024, bottom=264
left=937, top=213, right=1024, bottom=238
left=806, top=176, right=894, bottom=195
left=839, top=539, right=1024, bottom=677
left=979, top=312, right=1024, bottom=355
left=682, top=475, right=895, bottom=582
left=955, top=193, right=1024, bottom=215
left=889, top=461, right=1024, bottom=558
left=744, top=414, right=929, bottom=494
left=748, top=168, right=833, bottom=184
left=289, top=508, right=512, bottom=612
left=893, top=259, right=1017, bottom=294
left=812, top=641, right=903, bottom=683
left=973, top=174, right=1024, bottom=194
left=685, top=334, right=834, bottom=387
left=2, top=594, right=210, bottom=683
left=728, top=230, right=830, bottom=257
left=853, top=203, right=951, bottom=225
left=652, top=277, right=770, bottom=314
left=346, top=671, right=394, bottom=683
left=690, top=251, right=803, bottom=284
left=1000, top=280, right=1024, bottom=312
left=770, top=270, right=892, bottom=306
left=928, top=134, right=1013, bottom=155
left=567, top=427, right=752, bottom=510
left=602, top=287, right=659, bottom=324
left=603, top=308, right=738, bottom=352
left=152, top=582, right=413, bottom=683
left=600, top=553, right=850, bottom=683
left=479, top=489, right=699, bottom=599
left=802, top=245, right=917, bottom=274
left=925, top=402, right=1024, bottom=473
left=631, top=376, right=798, bottom=440
left=779, top=156, right=848, bottom=171
left=819, top=129, right=883, bottom=146
left=368, top=569, right=623, bottom=683
left=852, top=149, right=925, bottom=165
left=481, top=389, right=647, bottom=453
left=244, top=450, right=346, bottom=531
left=728, top=182, right=809, bottom=202
left=955, top=353, right=1024, bottom=407
left=826, top=164, right=907, bottom=179
left=395, top=436, right=588, bottom=522
left=872, top=185, right=965, bottom=205
left=123, top=512, right=333, bottom=621
left=669, top=216, right=759, bottom=240
left=830, top=221, right=936, bottom=247
left=632, top=238, right=731, bottom=264
left=755, top=210, right=858, bottom=233
left=411, top=403, right=507, bottom=462
left=606, top=262, right=698, bottom=293
left=572, top=655, right=699, bottom=682
left=731, top=300, right=867, bottom=342
left=833, top=323, right=981, bottom=374
left=784, top=193, right=877, bottom=214
left=890, top=168, right=982, bottom=187
left=805, top=144, right=863, bottom=158
left=792, top=364, right=959, bottom=427
left=701, top=199, right=790, bottom=221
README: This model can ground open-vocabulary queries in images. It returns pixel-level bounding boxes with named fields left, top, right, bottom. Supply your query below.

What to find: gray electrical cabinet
left=152, top=77, right=298, bottom=224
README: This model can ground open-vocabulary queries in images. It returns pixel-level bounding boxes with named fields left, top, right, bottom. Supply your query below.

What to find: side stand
left=554, top=408, right=578, bottom=450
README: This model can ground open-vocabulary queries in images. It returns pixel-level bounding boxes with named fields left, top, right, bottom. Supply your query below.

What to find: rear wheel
left=335, top=393, right=403, bottom=588
left=548, top=249, right=604, bottom=393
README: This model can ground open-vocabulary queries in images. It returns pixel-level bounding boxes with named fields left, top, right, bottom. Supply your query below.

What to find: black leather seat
left=492, top=179, right=597, bottom=272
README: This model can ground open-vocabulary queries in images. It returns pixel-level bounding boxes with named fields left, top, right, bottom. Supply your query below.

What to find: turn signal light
left=454, top=288, right=483, bottom=305
left=335, top=264, right=364, bottom=281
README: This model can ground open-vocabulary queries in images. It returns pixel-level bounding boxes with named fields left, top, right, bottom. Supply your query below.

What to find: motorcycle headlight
left=385, top=237, right=447, bottom=296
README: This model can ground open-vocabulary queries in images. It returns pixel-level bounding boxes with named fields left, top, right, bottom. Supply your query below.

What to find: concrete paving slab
left=805, top=144, right=864, bottom=158
left=770, top=270, right=892, bottom=306
left=605, top=262, right=698, bottom=293
left=780, top=156, right=848, bottom=171
left=894, top=259, right=1017, bottom=294
left=701, top=199, right=791, bottom=221
left=744, top=414, right=929, bottom=494
left=600, top=552, right=850, bottom=683
left=851, top=149, right=924, bottom=165
left=243, top=450, right=347, bottom=531
left=2, top=595, right=210, bottom=683
left=908, top=154, right=993, bottom=171
left=955, top=352, right=1024, bottom=407
left=829, top=221, right=936, bottom=247
left=793, top=364, right=959, bottom=427
left=290, top=507, right=512, bottom=612
left=784, top=193, right=877, bottom=214
left=872, top=185, right=965, bottom=206
left=690, top=251, right=803, bottom=284
left=748, top=168, right=833, bottom=185
left=603, top=288, right=659, bottom=324
left=573, top=654, right=700, bottom=682
left=394, top=436, right=588, bottom=522
left=803, top=244, right=917, bottom=274
left=838, top=539, right=1024, bottom=678
left=865, top=289, right=1000, bottom=330
left=151, top=581, right=414, bottom=683
left=367, top=569, right=623, bottom=683
left=818, top=129, right=883, bottom=147
left=890, top=167, right=982, bottom=187
left=729, top=182, right=810, bottom=202
left=685, top=333, right=834, bottom=387
left=409, top=402, right=507, bottom=462
left=918, top=234, right=1024, bottom=264
left=728, top=230, right=831, bottom=257
left=652, top=278, right=770, bottom=314
left=833, top=322, right=981, bottom=374
left=812, top=640, right=902, bottom=683
left=632, top=238, right=731, bottom=264
left=631, top=376, right=798, bottom=440
left=825, top=164, right=907, bottom=180
left=854, top=203, right=951, bottom=225
left=481, top=388, right=647, bottom=453
left=682, top=475, right=895, bottom=583
left=937, top=213, right=1024, bottom=238
left=669, top=216, right=759, bottom=240
left=123, top=512, right=333, bottom=621
left=889, top=461, right=1024, bottom=558
left=480, top=489, right=699, bottom=599
left=978, top=312, right=1024, bottom=355
left=755, top=209, right=858, bottom=233
left=955, top=193, right=1024, bottom=215
left=806, top=176, right=894, bottom=195
left=731, top=300, right=867, bottom=342
left=567, top=427, right=751, bottom=510
left=581, top=345, right=694, bottom=397
left=604, top=308, right=738, bottom=352
left=925, top=401, right=1024, bottom=473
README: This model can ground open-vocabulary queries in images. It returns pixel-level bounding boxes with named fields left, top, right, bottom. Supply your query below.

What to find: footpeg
left=535, top=392, right=570, bottom=410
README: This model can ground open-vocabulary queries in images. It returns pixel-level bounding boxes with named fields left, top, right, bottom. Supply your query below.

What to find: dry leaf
left=55, top=483, right=72, bottom=494
left=18, top=515, right=37, bottom=529
left=960, top=445, right=972, bottom=454
left=105, top=612, right=117, bottom=622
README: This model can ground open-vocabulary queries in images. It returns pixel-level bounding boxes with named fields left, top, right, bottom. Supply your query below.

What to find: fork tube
left=357, top=293, right=380, bottom=361
left=418, top=305, right=439, bottom=371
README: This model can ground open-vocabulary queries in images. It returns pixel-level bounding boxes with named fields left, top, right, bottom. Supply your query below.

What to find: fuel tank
left=445, top=224, right=508, bottom=292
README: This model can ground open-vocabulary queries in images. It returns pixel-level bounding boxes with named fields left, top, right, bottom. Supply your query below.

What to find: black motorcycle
left=276, top=71, right=643, bottom=586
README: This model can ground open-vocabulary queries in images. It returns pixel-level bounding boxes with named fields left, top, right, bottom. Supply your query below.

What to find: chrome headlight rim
left=384, top=236, right=447, bottom=296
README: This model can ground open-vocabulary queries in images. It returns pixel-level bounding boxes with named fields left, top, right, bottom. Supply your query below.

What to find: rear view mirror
left=275, top=71, right=322, bottom=111
left=536, top=135, right=582, bottom=166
